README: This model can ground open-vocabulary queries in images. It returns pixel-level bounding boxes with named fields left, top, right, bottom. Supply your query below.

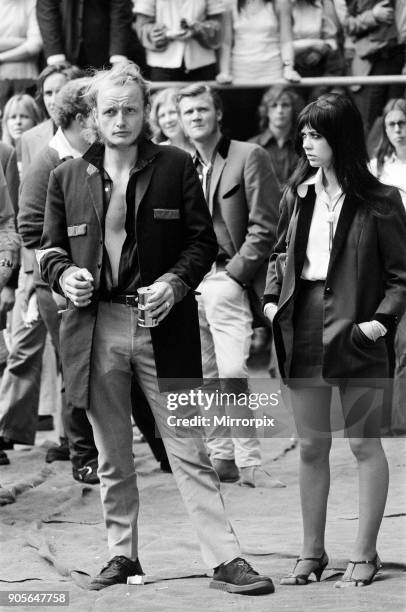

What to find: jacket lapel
left=209, top=153, right=226, bottom=213
left=135, top=163, right=155, bottom=215
left=294, top=187, right=315, bottom=280
left=325, top=193, right=357, bottom=283
left=86, top=166, right=104, bottom=228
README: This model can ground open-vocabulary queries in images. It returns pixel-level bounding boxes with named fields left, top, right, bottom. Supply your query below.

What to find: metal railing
left=149, top=74, right=406, bottom=90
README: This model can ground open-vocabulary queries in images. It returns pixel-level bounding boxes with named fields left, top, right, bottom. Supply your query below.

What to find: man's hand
left=144, top=281, right=175, bottom=323
left=61, top=268, right=94, bottom=308
left=0, top=286, right=15, bottom=317
left=372, top=1, right=394, bottom=24
left=22, top=271, right=35, bottom=311
left=283, top=66, right=301, bottom=82
left=216, top=72, right=233, bottom=84
left=149, top=24, right=169, bottom=49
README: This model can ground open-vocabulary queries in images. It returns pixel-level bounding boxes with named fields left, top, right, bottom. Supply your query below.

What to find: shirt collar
left=193, top=135, right=230, bottom=167
left=297, top=168, right=344, bottom=202
left=49, top=127, right=81, bottom=160
left=256, top=129, right=293, bottom=147
left=82, top=138, right=160, bottom=174
left=297, top=169, right=319, bottom=198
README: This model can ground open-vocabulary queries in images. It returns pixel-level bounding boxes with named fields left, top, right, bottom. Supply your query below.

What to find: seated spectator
left=249, top=85, right=304, bottom=193
left=291, top=0, right=345, bottom=99
left=36, top=0, right=143, bottom=71
left=217, top=0, right=300, bottom=84
left=150, top=87, right=194, bottom=153
left=135, top=0, right=224, bottom=81
left=346, top=0, right=405, bottom=132
left=0, top=0, right=42, bottom=80
left=2, top=94, right=41, bottom=175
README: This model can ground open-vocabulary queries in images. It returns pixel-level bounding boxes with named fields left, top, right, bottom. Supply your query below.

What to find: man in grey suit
left=178, top=84, right=281, bottom=487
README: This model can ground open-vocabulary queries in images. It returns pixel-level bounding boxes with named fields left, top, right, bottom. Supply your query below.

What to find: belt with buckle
left=101, top=294, right=138, bottom=307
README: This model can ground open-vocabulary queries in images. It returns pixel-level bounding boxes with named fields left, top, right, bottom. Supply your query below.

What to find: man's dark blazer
left=39, top=140, right=218, bottom=408
left=264, top=183, right=406, bottom=383
left=36, top=0, right=144, bottom=69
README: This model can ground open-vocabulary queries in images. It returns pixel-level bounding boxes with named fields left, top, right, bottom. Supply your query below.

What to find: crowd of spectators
left=0, top=0, right=405, bottom=472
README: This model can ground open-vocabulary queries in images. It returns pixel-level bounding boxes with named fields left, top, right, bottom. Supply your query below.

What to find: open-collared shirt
left=83, top=142, right=141, bottom=298
left=298, top=168, right=344, bottom=280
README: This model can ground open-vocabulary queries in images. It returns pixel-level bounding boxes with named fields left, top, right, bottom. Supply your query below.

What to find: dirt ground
left=0, top=356, right=405, bottom=612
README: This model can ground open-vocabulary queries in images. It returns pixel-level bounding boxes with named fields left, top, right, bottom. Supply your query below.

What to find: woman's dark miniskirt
left=290, top=279, right=326, bottom=383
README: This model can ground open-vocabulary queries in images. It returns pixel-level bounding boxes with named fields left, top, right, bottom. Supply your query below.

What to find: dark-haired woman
left=264, top=93, right=406, bottom=587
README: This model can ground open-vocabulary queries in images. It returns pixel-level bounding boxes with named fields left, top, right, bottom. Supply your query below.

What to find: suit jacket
left=0, top=142, right=19, bottom=215
left=20, top=120, right=55, bottom=180
left=36, top=0, right=143, bottom=68
left=208, top=138, right=280, bottom=324
left=39, top=140, right=218, bottom=408
left=264, top=183, right=406, bottom=383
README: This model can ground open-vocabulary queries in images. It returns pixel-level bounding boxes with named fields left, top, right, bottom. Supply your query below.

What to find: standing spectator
left=0, top=80, right=99, bottom=475
left=217, top=0, right=299, bottom=141
left=346, top=0, right=405, bottom=132
left=0, top=165, right=20, bottom=465
left=135, top=0, right=224, bottom=81
left=150, top=87, right=194, bottom=153
left=178, top=83, right=282, bottom=488
left=0, top=0, right=42, bottom=80
left=2, top=94, right=42, bottom=175
left=264, top=93, right=406, bottom=588
left=0, top=65, right=91, bottom=467
left=38, top=62, right=275, bottom=594
left=0, top=143, right=19, bottom=216
left=0, top=143, right=20, bottom=382
left=217, top=0, right=299, bottom=83
left=370, top=98, right=406, bottom=434
left=21, top=64, right=83, bottom=176
left=291, top=0, right=345, bottom=100
left=250, top=85, right=304, bottom=194
left=36, top=0, right=143, bottom=71
left=395, top=0, right=406, bottom=93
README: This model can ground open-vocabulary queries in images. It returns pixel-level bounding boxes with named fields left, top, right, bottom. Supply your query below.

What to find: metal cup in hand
left=137, top=287, right=158, bottom=327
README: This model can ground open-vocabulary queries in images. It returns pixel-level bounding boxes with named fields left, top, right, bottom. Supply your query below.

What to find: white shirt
left=370, top=154, right=406, bottom=209
left=135, top=0, right=224, bottom=69
left=48, top=127, right=81, bottom=160
left=299, top=168, right=344, bottom=281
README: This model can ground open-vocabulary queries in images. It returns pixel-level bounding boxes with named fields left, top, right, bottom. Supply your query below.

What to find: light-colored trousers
left=197, top=270, right=261, bottom=468
left=88, top=302, right=240, bottom=567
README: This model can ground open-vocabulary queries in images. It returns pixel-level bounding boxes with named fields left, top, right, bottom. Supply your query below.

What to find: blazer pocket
left=153, top=208, right=181, bottom=220
left=67, top=223, right=87, bottom=237
left=223, top=184, right=240, bottom=199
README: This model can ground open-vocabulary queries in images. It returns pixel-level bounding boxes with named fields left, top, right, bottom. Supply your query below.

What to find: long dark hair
left=375, top=98, right=406, bottom=177
left=238, top=0, right=273, bottom=11
left=288, top=93, right=391, bottom=213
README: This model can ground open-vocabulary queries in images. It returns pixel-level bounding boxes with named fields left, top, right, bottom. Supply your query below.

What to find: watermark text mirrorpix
left=166, top=389, right=280, bottom=429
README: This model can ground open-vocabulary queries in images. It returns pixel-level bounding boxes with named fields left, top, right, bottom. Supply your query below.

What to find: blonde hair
left=85, top=62, right=152, bottom=141
left=2, top=94, right=41, bottom=146
left=150, top=88, right=180, bottom=142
